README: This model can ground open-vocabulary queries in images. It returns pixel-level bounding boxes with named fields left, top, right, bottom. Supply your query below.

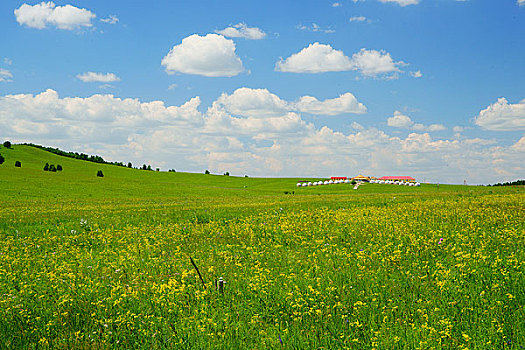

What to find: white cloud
left=349, top=16, right=368, bottom=22
left=276, top=45, right=408, bottom=78
left=4, top=58, right=12, bottom=65
left=100, top=15, right=119, bottom=24
left=453, top=126, right=464, bottom=132
left=14, top=2, right=95, bottom=30
left=475, top=98, right=525, bottom=131
left=2, top=89, right=522, bottom=183
left=379, top=0, right=420, bottom=6
left=276, top=43, right=352, bottom=73
left=511, top=136, right=525, bottom=151
left=297, top=23, right=335, bottom=33
left=161, top=34, right=244, bottom=77
left=332, top=3, right=342, bottom=7
left=518, top=0, right=525, bottom=6
left=410, top=70, right=422, bottom=78
left=0, top=69, right=13, bottom=82
left=388, top=111, right=413, bottom=128
left=350, top=49, right=401, bottom=77
left=212, top=88, right=366, bottom=117
left=215, top=23, right=266, bottom=40
left=213, top=88, right=289, bottom=118
left=77, top=72, right=120, bottom=83
left=388, top=111, right=446, bottom=131
left=295, top=93, right=367, bottom=115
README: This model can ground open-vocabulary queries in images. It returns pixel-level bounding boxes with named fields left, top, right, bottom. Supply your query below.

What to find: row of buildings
left=331, top=175, right=416, bottom=183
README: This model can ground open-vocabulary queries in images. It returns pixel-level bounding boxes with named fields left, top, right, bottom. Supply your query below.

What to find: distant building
left=378, top=176, right=416, bottom=182
left=352, top=175, right=371, bottom=182
left=331, top=176, right=347, bottom=180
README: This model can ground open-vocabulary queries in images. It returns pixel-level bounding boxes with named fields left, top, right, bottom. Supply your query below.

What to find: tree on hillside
left=15, top=161, right=21, bottom=167
left=128, top=162, right=132, bottom=168
left=205, top=170, right=210, bottom=174
left=44, top=163, right=49, bottom=171
left=3, top=141, right=11, bottom=148
left=142, top=164, right=147, bottom=170
left=57, top=164, right=62, bottom=171
left=0, top=154, right=4, bottom=165
left=97, top=170, right=104, bottom=177
left=49, top=164, right=57, bottom=172
left=224, top=172, right=229, bottom=176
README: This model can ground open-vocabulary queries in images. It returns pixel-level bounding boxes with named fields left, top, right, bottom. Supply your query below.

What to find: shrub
left=97, top=170, right=104, bottom=177
left=15, top=160, right=21, bottom=167
left=3, top=141, right=11, bottom=148
left=156, top=168, right=160, bottom=172
left=142, top=164, right=147, bottom=170
left=205, top=170, right=210, bottom=174
left=147, top=165, right=152, bottom=171
left=57, top=164, right=62, bottom=171
left=49, top=164, right=57, bottom=172
left=44, top=163, right=49, bottom=171
left=224, top=172, right=230, bottom=176
left=128, top=162, right=132, bottom=168
left=0, top=154, right=5, bottom=165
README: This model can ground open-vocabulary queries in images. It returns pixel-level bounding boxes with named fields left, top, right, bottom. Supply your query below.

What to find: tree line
left=489, top=179, right=525, bottom=187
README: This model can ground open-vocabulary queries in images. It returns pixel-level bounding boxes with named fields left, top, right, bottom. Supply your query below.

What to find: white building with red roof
left=378, top=176, right=416, bottom=182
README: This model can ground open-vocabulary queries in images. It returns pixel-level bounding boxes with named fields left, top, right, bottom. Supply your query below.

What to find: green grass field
left=0, top=144, right=524, bottom=349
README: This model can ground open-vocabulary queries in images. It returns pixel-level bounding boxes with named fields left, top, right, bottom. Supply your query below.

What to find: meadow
left=0, top=145, right=523, bottom=349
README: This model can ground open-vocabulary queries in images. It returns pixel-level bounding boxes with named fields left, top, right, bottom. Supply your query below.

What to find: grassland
left=0, top=144, right=524, bottom=349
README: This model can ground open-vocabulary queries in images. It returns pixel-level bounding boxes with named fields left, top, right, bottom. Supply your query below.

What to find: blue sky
left=1, top=0, right=524, bottom=183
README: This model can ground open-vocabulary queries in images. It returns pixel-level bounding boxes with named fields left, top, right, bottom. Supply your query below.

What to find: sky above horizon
left=1, top=0, right=524, bottom=184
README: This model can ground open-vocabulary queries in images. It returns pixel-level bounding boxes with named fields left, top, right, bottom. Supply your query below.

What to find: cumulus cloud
left=161, top=34, right=244, bottom=77
left=100, top=15, right=119, bottom=24
left=0, top=69, right=13, bottom=82
left=332, top=2, right=342, bottom=7
left=379, top=0, right=420, bottom=6
left=276, top=45, right=407, bottom=78
left=349, top=16, right=368, bottom=22
left=215, top=23, right=266, bottom=40
left=212, top=88, right=289, bottom=118
left=387, top=111, right=413, bottom=128
left=212, top=88, right=367, bottom=117
left=2, top=89, right=522, bottom=183
left=297, top=23, right=336, bottom=33
left=518, top=0, right=525, bottom=6
left=295, top=93, right=367, bottom=115
left=388, top=111, right=446, bottom=131
left=474, top=98, right=525, bottom=131
left=410, top=70, right=422, bottom=78
left=276, top=43, right=352, bottom=73
left=14, top=2, right=95, bottom=30
left=350, top=49, right=402, bottom=77
left=77, top=72, right=120, bottom=83
left=511, top=136, right=525, bottom=151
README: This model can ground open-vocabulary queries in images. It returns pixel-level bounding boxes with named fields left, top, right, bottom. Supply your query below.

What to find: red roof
left=378, top=176, right=415, bottom=181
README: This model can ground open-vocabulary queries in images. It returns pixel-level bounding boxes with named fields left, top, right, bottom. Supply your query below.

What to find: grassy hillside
left=1, top=144, right=523, bottom=349
left=0, top=144, right=511, bottom=201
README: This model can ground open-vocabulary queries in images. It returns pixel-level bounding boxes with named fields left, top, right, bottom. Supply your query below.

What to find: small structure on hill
left=378, top=176, right=416, bottom=182
left=352, top=175, right=370, bottom=183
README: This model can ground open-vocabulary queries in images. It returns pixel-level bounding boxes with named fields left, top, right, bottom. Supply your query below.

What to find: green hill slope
left=0, top=144, right=511, bottom=207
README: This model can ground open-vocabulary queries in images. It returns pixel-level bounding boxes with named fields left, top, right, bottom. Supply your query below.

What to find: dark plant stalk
left=189, top=256, right=206, bottom=289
